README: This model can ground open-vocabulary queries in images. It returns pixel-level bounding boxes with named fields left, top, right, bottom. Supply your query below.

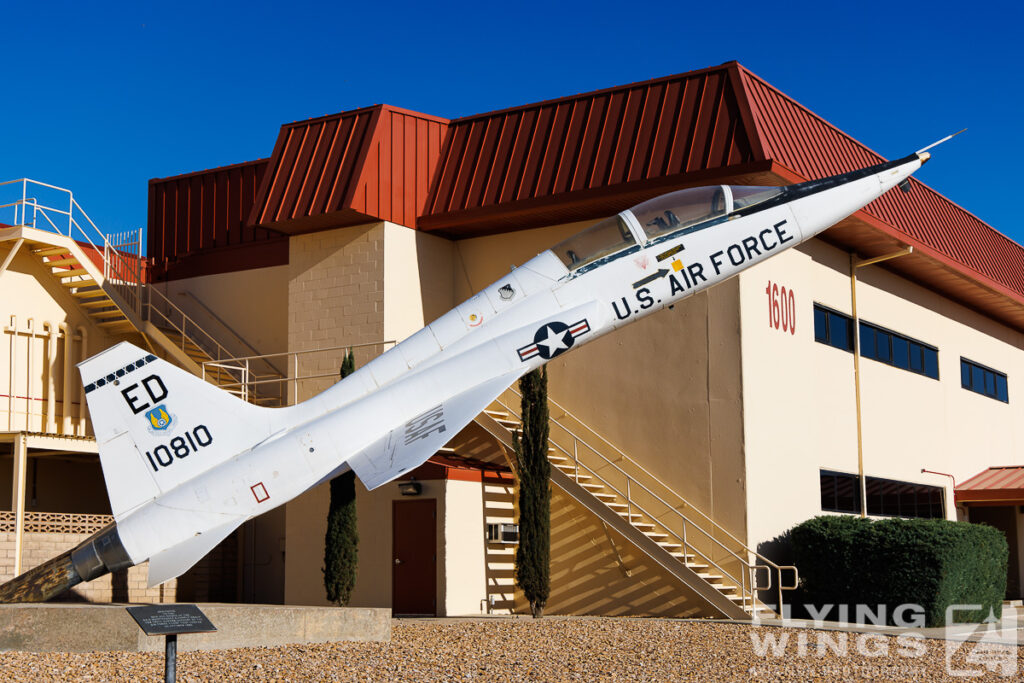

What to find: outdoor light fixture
left=398, top=480, right=422, bottom=496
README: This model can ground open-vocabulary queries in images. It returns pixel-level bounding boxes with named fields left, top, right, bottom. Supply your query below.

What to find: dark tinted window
left=822, top=470, right=945, bottom=519
left=859, top=322, right=938, bottom=380
left=814, top=307, right=828, bottom=343
left=865, top=476, right=945, bottom=519
left=820, top=470, right=861, bottom=514
left=813, top=304, right=854, bottom=352
left=961, top=358, right=1009, bottom=402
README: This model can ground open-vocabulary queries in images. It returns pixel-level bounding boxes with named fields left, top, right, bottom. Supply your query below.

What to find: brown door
left=392, top=499, right=436, bottom=616
left=969, top=505, right=1020, bottom=599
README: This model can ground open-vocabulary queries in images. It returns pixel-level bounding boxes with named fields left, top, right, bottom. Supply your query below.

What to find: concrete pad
left=0, top=603, right=390, bottom=652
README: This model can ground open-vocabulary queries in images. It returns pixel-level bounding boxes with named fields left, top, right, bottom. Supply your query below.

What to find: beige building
left=5, top=62, right=1024, bottom=616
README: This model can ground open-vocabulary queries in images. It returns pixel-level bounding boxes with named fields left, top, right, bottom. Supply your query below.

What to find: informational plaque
left=126, top=604, right=217, bottom=636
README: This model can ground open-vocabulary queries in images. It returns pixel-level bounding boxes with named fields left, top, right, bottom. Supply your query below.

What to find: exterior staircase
left=27, top=232, right=135, bottom=334
left=0, top=179, right=273, bottom=402
left=476, top=387, right=798, bottom=620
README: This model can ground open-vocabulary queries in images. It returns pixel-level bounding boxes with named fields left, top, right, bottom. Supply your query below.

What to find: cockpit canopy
left=553, top=184, right=783, bottom=270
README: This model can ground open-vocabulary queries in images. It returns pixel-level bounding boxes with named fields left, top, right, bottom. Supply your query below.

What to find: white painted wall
left=741, top=239, right=1024, bottom=553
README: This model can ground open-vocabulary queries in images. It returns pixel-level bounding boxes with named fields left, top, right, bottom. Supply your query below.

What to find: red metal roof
left=738, top=65, right=1024, bottom=303
left=420, top=64, right=766, bottom=237
left=147, top=62, right=1024, bottom=333
left=249, top=105, right=449, bottom=233
left=955, top=467, right=1024, bottom=503
left=148, top=159, right=282, bottom=280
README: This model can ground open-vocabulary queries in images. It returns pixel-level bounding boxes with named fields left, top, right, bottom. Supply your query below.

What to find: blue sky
left=2, top=1, right=1021, bottom=246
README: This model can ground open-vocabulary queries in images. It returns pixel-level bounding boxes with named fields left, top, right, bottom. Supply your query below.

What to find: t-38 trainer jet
left=0, top=143, right=943, bottom=601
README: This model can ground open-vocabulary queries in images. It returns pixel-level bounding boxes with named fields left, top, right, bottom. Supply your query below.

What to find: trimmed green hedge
left=790, top=515, right=1007, bottom=627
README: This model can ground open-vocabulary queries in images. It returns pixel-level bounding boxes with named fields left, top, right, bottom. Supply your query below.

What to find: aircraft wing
left=347, top=367, right=525, bottom=490
left=339, top=299, right=600, bottom=490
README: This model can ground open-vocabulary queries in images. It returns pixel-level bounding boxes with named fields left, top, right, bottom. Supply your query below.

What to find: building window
left=859, top=322, right=939, bottom=380
left=820, top=470, right=861, bottom=514
left=961, top=358, right=1009, bottom=402
left=820, top=470, right=945, bottom=519
left=813, top=305, right=854, bottom=352
left=865, top=476, right=944, bottom=519
left=813, top=304, right=939, bottom=380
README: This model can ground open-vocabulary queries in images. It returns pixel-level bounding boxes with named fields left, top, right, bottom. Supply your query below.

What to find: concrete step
left=80, top=299, right=116, bottom=308
left=61, top=279, right=97, bottom=287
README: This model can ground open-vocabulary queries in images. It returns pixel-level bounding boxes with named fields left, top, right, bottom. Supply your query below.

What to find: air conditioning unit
left=486, top=523, right=519, bottom=544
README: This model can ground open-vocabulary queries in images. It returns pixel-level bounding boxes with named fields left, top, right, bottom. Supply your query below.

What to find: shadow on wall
left=545, top=488, right=707, bottom=618
left=111, top=568, right=129, bottom=603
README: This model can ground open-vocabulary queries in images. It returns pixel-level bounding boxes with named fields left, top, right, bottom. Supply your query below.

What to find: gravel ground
left=0, top=617, right=1020, bottom=682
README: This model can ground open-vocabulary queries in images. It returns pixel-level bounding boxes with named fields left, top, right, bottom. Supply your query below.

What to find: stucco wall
left=151, top=264, right=289, bottom=358
left=741, top=239, right=1024, bottom=554
left=442, top=478, right=487, bottom=615
left=0, top=245, right=131, bottom=435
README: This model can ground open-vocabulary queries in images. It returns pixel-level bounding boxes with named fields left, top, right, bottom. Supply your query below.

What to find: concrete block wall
left=287, top=223, right=386, bottom=402
left=0, top=532, right=175, bottom=603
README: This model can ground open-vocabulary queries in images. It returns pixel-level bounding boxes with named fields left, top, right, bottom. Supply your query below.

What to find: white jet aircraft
left=13, top=144, right=940, bottom=598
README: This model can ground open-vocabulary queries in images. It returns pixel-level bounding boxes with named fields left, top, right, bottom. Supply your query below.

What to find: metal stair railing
left=202, top=340, right=397, bottom=407
left=103, top=229, right=145, bottom=314
left=494, top=386, right=798, bottom=616
left=177, top=290, right=288, bottom=380
left=0, top=178, right=250, bottom=393
left=143, top=285, right=235, bottom=363
left=0, top=179, right=145, bottom=311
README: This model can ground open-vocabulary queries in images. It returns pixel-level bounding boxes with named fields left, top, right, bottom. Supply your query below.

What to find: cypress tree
left=324, top=349, right=358, bottom=606
left=513, top=366, right=551, bottom=618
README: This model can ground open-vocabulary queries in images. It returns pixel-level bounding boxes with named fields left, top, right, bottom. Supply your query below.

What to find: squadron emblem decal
left=517, top=319, right=591, bottom=362
left=145, top=405, right=173, bottom=432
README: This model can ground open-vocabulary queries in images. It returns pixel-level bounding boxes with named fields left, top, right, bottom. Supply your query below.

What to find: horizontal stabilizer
left=146, top=517, right=243, bottom=587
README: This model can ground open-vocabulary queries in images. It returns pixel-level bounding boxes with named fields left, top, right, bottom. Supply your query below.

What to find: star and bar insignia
left=517, top=319, right=591, bottom=362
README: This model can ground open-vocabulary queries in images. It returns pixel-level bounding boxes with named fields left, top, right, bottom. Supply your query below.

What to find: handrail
left=543, top=392, right=755, bottom=558
left=177, top=290, right=287, bottom=378
left=1, top=178, right=287, bottom=406
left=496, top=387, right=797, bottom=615
left=145, top=286, right=234, bottom=363
left=495, top=394, right=758, bottom=601
left=201, top=340, right=397, bottom=406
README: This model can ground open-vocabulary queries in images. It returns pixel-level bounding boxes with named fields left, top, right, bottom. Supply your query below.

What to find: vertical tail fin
left=79, top=342, right=274, bottom=520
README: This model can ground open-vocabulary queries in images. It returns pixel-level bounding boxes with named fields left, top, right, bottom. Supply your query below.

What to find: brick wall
left=0, top=532, right=175, bottom=603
